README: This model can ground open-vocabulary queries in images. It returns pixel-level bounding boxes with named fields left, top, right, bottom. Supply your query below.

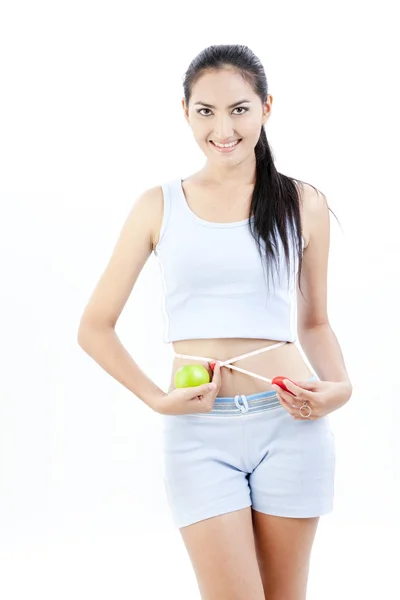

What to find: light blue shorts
left=161, top=374, right=335, bottom=529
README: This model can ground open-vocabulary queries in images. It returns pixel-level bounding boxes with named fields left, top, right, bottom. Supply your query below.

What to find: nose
left=213, top=115, right=235, bottom=140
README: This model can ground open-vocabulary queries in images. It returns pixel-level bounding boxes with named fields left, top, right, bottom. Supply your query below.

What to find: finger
left=211, top=361, right=221, bottom=373
left=271, top=386, right=288, bottom=405
left=294, top=380, right=318, bottom=390
left=283, top=379, right=313, bottom=400
left=188, top=382, right=215, bottom=399
left=293, top=414, right=318, bottom=421
left=278, top=396, right=300, bottom=416
left=271, top=385, right=301, bottom=406
left=278, top=390, right=304, bottom=408
left=280, top=397, right=317, bottom=420
left=211, top=362, right=222, bottom=383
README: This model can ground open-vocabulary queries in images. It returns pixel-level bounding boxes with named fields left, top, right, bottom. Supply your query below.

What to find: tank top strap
left=169, top=178, right=194, bottom=220
left=157, top=179, right=190, bottom=250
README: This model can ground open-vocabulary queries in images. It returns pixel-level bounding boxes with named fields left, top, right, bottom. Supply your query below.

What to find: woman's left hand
left=271, top=379, right=353, bottom=420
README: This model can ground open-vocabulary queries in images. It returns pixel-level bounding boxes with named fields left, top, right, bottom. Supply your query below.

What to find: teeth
left=213, top=140, right=240, bottom=148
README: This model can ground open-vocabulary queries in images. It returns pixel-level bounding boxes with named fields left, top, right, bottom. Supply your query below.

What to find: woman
left=78, top=44, right=353, bottom=600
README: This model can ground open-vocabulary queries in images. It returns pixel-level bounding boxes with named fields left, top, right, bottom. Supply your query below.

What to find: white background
left=1, top=0, right=399, bottom=598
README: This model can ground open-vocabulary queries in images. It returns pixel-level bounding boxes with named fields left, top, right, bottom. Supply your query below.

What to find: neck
left=201, top=155, right=257, bottom=187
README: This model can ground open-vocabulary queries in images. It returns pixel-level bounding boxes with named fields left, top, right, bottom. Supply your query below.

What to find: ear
left=262, top=94, right=273, bottom=125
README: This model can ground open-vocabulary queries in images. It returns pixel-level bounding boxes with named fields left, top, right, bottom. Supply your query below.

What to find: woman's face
left=183, top=68, right=272, bottom=163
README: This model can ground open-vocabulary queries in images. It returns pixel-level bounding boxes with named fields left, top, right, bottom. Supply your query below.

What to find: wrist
left=148, top=391, right=169, bottom=413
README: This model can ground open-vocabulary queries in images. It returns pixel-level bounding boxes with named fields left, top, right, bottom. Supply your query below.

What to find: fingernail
left=209, top=383, right=216, bottom=391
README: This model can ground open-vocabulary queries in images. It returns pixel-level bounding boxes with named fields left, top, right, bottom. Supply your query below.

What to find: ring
left=299, top=401, right=312, bottom=418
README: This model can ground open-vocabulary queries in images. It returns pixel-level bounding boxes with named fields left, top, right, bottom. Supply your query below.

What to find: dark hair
left=183, top=44, right=339, bottom=296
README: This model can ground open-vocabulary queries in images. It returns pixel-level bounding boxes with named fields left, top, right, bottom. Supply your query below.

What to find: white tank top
left=153, top=178, right=304, bottom=344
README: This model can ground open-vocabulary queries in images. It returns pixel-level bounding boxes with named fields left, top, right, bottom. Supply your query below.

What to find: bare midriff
left=168, top=338, right=313, bottom=397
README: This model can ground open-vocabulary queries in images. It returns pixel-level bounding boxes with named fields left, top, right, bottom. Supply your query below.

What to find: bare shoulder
left=296, top=182, right=330, bottom=329
left=112, top=183, right=165, bottom=252
left=148, top=184, right=167, bottom=249
left=129, top=184, right=165, bottom=250
left=78, top=183, right=164, bottom=331
left=296, top=181, right=328, bottom=248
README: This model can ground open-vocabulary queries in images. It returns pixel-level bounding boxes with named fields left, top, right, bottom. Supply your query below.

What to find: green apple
left=174, top=364, right=211, bottom=388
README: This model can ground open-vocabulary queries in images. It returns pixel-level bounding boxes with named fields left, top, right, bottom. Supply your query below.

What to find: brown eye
left=196, top=107, right=249, bottom=116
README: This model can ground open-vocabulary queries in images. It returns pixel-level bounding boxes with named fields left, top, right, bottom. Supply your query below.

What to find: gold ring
left=299, top=402, right=312, bottom=418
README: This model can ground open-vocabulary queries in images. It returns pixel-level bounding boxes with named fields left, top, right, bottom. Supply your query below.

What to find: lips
left=211, top=139, right=241, bottom=146
left=210, top=140, right=243, bottom=153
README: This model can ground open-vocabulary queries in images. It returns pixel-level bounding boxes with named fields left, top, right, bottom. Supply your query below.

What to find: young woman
left=78, top=44, right=353, bottom=600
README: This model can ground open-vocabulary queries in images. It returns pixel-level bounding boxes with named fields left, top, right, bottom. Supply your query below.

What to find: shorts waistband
left=195, top=374, right=319, bottom=417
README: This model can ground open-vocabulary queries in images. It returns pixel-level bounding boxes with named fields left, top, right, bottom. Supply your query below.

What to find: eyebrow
left=193, top=99, right=251, bottom=109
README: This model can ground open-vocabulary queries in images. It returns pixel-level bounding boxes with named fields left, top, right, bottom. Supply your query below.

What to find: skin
left=78, top=65, right=345, bottom=599
left=167, top=66, right=316, bottom=397
left=175, top=67, right=326, bottom=600
left=182, top=67, right=272, bottom=187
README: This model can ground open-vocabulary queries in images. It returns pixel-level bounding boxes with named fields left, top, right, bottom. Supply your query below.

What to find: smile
left=210, top=139, right=242, bottom=152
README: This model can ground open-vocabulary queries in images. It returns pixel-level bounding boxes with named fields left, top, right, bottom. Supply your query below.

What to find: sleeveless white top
left=153, top=178, right=304, bottom=344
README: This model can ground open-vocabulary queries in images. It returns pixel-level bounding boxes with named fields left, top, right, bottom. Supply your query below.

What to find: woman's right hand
left=152, top=362, right=223, bottom=415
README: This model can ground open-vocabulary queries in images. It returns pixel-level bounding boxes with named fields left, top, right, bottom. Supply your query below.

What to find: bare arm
left=78, top=326, right=166, bottom=409
left=297, top=186, right=352, bottom=389
left=298, top=323, right=352, bottom=387
left=77, top=185, right=166, bottom=410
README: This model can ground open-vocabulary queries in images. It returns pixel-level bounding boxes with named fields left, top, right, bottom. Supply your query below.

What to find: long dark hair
left=183, top=44, right=339, bottom=296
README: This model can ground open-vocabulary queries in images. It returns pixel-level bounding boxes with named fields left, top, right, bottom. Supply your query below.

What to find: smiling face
left=183, top=67, right=272, bottom=167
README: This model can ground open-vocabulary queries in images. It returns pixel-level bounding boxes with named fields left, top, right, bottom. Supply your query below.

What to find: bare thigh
left=179, top=507, right=265, bottom=600
left=252, top=509, right=320, bottom=600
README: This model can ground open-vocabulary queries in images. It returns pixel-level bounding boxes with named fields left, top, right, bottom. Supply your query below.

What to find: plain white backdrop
left=1, top=0, right=399, bottom=598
